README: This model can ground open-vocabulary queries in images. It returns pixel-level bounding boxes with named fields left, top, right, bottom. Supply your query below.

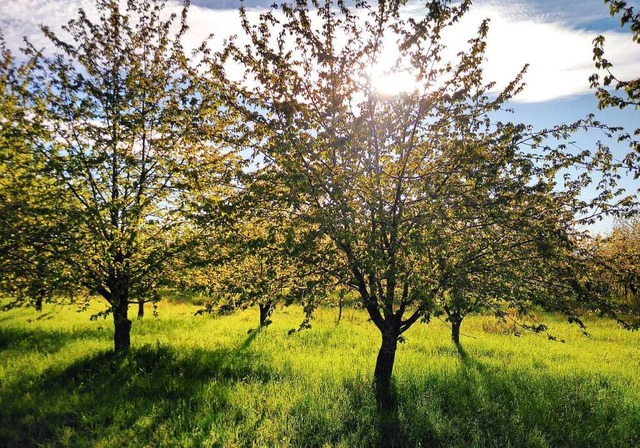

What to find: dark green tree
left=185, top=169, right=332, bottom=330
left=590, top=217, right=640, bottom=309
left=194, top=213, right=324, bottom=329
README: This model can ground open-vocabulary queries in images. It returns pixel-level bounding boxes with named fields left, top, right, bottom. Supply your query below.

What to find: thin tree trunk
left=137, top=301, right=144, bottom=319
left=34, top=291, right=44, bottom=313
left=259, top=301, right=273, bottom=327
left=113, top=301, right=132, bottom=353
left=451, top=317, right=462, bottom=345
left=374, top=329, right=399, bottom=411
left=337, top=291, right=344, bottom=324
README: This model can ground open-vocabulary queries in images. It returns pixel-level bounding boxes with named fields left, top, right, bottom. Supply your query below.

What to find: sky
left=2, top=0, right=638, bottom=103
left=1, top=0, right=639, bottom=232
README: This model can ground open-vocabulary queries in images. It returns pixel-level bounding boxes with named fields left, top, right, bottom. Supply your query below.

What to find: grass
left=1, top=301, right=639, bottom=447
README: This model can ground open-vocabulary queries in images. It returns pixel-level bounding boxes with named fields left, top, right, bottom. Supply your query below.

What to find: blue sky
left=1, top=0, right=638, bottom=232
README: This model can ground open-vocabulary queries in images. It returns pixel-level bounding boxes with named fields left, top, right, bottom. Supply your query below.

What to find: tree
left=591, top=0, right=640, bottom=174
left=590, top=218, right=640, bottom=309
left=432, top=181, right=609, bottom=346
left=22, top=0, right=234, bottom=352
left=0, top=36, right=77, bottom=312
left=226, top=0, right=631, bottom=411
left=187, top=170, right=331, bottom=331
left=197, top=215, right=324, bottom=329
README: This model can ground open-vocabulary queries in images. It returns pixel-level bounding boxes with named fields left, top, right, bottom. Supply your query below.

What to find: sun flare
left=370, top=68, right=417, bottom=96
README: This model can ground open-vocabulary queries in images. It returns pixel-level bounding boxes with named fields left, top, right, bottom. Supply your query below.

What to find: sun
left=367, top=44, right=417, bottom=96
left=370, top=68, right=417, bottom=96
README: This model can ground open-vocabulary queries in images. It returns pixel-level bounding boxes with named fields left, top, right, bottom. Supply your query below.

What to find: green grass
left=1, top=301, right=639, bottom=447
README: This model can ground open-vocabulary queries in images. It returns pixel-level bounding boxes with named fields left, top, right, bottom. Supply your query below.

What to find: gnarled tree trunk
left=109, top=276, right=132, bottom=353
left=34, top=290, right=44, bottom=313
left=137, top=301, right=144, bottom=319
left=444, top=304, right=464, bottom=347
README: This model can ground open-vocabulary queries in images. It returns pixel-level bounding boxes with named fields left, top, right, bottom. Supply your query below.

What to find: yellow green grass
left=1, top=301, right=639, bottom=447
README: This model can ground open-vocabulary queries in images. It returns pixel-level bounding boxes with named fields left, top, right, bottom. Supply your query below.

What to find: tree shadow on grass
left=376, top=390, right=412, bottom=448
left=398, top=343, right=640, bottom=448
left=3, top=325, right=638, bottom=448
left=0, top=325, right=110, bottom=354
left=241, top=325, right=262, bottom=349
left=0, top=335, right=278, bottom=447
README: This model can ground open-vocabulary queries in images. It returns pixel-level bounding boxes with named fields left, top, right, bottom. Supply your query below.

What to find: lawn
left=1, top=301, right=639, bottom=447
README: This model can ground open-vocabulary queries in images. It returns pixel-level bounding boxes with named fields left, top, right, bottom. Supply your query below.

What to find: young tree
left=0, top=36, right=77, bottom=312
left=23, top=0, right=235, bottom=352
left=186, top=169, right=331, bottom=330
left=432, top=185, right=605, bottom=346
left=226, top=0, right=630, bottom=410
left=196, top=216, right=324, bottom=329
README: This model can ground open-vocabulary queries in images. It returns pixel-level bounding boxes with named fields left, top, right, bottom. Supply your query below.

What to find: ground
left=1, top=300, right=639, bottom=447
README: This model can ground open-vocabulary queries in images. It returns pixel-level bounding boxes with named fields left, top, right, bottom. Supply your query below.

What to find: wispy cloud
left=478, top=0, right=621, bottom=30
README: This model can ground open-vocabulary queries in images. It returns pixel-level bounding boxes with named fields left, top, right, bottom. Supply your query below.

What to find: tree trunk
left=113, top=301, right=132, bottom=353
left=451, top=317, right=462, bottom=346
left=34, top=291, right=44, bottom=313
left=137, top=301, right=144, bottom=319
left=337, top=292, right=343, bottom=324
left=259, top=301, right=273, bottom=327
left=374, top=329, right=399, bottom=411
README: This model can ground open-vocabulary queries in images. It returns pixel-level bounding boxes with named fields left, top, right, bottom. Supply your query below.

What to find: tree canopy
left=223, top=0, right=635, bottom=409
left=14, top=0, right=237, bottom=351
left=0, top=36, right=77, bottom=312
left=589, top=217, right=640, bottom=311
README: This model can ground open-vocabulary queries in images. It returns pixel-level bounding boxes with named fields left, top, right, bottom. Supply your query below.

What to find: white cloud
left=1, top=0, right=638, bottom=103
left=450, top=2, right=640, bottom=102
left=0, top=0, right=95, bottom=49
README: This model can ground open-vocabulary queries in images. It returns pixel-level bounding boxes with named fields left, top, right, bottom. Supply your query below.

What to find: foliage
left=184, top=170, right=334, bottom=330
left=589, top=217, right=640, bottom=311
left=591, top=0, right=640, bottom=174
left=224, top=0, right=633, bottom=407
left=0, top=36, right=78, bottom=312
left=190, top=210, right=324, bottom=329
left=19, top=0, right=236, bottom=351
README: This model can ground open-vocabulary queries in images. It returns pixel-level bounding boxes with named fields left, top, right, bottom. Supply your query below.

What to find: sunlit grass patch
left=1, top=301, right=638, bottom=447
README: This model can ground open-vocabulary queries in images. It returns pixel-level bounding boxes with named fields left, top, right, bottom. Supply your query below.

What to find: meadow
left=1, top=300, right=639, bottom=447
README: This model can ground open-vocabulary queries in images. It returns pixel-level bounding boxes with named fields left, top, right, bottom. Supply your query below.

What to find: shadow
left=0, top=341, right=278, bottom=447
left=454, top=342, right=488, bottom=375
left=397, top=346, right=640, bottom=448
left=454, top=341, right=468, bottom=360
left=376, top=388, right=411, bottom=448
left=0, top=313, right=18, bottom=324
left=1, top=323, right=638, bottom=447
left=0, top=326, right=109, bottom=354
left=240, top=326, right=261, bottom=349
